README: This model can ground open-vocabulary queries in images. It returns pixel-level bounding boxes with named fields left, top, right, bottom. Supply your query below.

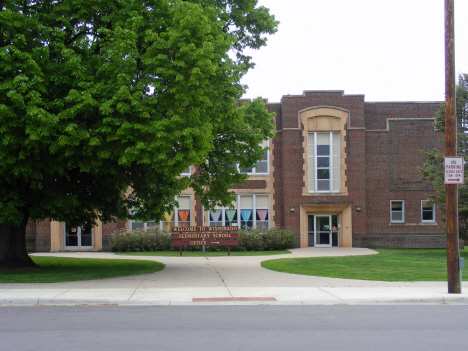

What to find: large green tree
left=419, top=74, right=468, bottom=238
left=0, top=0, right=278, bottom=269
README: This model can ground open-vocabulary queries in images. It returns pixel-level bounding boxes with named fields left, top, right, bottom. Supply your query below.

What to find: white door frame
left=314, top=215, right=332, bottom=247
left=63, top=224, right=94, bottom=249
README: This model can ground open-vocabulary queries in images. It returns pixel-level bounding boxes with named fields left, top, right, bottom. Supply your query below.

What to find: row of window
left=130, top=194, right=270, bottom=231
left=184, top=133, right=336, bottom=190
left=131, top=197, right=434, bottom=230
left=180, top=141, right=270, bottom=176
left=390, top=200, right=435, bottom=223
left=208, top=194, right=269, bottom=229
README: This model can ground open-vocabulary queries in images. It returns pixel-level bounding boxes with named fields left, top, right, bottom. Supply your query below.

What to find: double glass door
left=308, top=215, right=339, bottom=247
left=64, top=224, right=93, bottom=249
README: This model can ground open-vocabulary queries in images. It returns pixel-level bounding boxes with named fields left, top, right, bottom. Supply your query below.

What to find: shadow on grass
left=0, top=256, right=164, bottom=283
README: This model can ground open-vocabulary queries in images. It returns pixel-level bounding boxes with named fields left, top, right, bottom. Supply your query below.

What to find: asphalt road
left=1, top=305, right=467, bottom=351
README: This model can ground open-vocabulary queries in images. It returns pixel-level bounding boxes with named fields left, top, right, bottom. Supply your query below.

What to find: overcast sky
left=240, top=0, right=468, bottom=103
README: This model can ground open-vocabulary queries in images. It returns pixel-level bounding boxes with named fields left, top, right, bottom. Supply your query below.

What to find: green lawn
left=261, top=249, right=468, bottom=281
left=0, top=256, right=164, bottom=283
left=117, top=250, right=291, bottom=257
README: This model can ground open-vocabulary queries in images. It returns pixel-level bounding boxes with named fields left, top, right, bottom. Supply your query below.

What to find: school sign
left=172, top=226, right=239, bottom=255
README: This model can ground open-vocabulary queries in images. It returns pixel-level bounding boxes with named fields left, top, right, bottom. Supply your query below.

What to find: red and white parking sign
left=444, top=157, right=464, bottom=184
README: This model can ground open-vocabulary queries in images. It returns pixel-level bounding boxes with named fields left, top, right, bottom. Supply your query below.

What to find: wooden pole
left=445, top=0, right=461, bottom=293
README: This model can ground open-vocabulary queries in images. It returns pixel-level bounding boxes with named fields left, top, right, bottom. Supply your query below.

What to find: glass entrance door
left=308, top=215, right=339, bottom=247
left=315, top=215, right=331, bottom=247
left=64, top=224, right=93, bottom=249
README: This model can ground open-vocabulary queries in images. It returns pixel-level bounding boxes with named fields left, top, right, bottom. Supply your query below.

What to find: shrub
left=260, top=227, right=296, bottom=250
left=234, top=227, right=296, bottom=251
left=236, top=228, right=264, bottom=251
left=110, top=227, right=297, bottom=252
left=110, top=228, right=173, bottom=252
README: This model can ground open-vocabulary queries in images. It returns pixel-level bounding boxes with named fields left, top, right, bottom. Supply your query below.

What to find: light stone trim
left=300, top=107, right=348, bottom=196
left=299, top=204, right=352, bottom=248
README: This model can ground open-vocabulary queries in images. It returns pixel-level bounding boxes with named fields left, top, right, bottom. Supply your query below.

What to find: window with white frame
left=207, top=194, right=269, bottom=230
left=130, top=195, right=191, bottom=231
left=239, top=140, right=269, bottom=175
left=390, top=200, right=404, bottom=223
left=308, top=132, right=340, bottom=192
left=161, top=195, right=191, bottom=229
left=421, top=200, right=435, bottom=222
left=180, top=166, right=191, bottom=176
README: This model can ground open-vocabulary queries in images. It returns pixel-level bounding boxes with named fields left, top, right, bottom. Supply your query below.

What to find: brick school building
left=26, top=90, right=451, bottom=252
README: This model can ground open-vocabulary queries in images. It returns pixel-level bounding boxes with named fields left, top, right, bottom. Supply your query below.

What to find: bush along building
left=26, top=90, right=452, bottom=252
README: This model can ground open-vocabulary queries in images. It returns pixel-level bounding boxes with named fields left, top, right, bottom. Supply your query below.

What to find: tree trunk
left=0, top=221, right=39, bottom=270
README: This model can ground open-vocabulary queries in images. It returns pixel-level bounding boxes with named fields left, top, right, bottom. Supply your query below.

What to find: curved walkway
left=1, top=248, right=467, bottom=306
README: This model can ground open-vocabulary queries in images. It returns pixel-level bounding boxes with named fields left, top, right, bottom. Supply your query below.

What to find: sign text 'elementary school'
left=171, top=226, right=239, bottom=256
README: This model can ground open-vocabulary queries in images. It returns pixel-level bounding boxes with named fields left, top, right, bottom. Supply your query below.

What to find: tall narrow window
left=240, top=196, right=254, bottom=229
left=176, top=196, right=191, bottom=227
left=390, top=200, right=404, bottom=223
left=255, top=195, right=269, bottom=229
left=421, top=200, right=435, bottom=222
left=308, top=132, right=340, bottom=193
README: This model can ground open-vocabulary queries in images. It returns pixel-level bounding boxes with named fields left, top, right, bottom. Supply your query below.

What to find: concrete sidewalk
left=1, top=248, right=467, bottom=306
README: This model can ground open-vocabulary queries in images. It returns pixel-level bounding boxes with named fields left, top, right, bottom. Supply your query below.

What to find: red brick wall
left=26, top=219, right=51, bottom=252
left=102, top=219, right=127, bottom=251
left=24, top=91, right=450, bottom=251
left=267, top=91, right=447, bottom=249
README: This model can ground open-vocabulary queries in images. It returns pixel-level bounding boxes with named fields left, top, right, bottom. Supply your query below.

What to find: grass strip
left=116, top=250, right=291, bottom=257
left=0, top=257, right=164, bottom=283
left=261, top=249, right=468, bottom=281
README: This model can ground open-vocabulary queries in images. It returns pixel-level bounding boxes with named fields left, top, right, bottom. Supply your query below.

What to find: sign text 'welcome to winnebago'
left=171, top=226, right=238, bottom=255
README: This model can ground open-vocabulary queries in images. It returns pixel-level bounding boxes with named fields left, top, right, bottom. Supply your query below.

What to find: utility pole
left=444, top=0, right=461, bottom=294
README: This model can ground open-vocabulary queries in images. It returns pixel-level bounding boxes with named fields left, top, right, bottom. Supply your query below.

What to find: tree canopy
left=419, top=74, right=468, bottom=238
left=0, top=0, right=278, bottom=268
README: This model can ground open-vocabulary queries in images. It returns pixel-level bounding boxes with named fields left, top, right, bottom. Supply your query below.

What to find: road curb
left=2, top=296, right=468, bottom=307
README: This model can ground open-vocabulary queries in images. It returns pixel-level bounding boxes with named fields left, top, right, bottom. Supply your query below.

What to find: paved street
left=1, top=248, right=467, bottom=306
left=1, top=305, right=468, bottom=351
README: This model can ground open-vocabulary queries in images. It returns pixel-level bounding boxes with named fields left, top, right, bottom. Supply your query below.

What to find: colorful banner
left=225, top=209, right=237, bottom=222
left=256, top=209, right=268, bottom=221
left=210, top=210, right=222, bottom=222
left=178, top=210, right=190, bottom=222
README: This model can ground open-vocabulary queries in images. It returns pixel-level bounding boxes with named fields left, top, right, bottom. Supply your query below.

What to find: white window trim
left=130, top=195, right=191, bottom=230
left=390, top=200, right=405, bottom=223
left=239, top=149, right=269, bottom=175
left=205, top=194, right=270, bottom=229
left=180, top=166, right=191, bottom=176
left=308, top=132, right=340, bottom=193
left=421, top=200, right=435, bottom=222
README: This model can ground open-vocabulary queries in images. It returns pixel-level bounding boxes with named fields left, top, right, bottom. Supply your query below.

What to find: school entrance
left=63, top=224, right=93, bottom=249
left=308, top=214, right=339, bottom=247
left=299, top=204, right=352, bottom=248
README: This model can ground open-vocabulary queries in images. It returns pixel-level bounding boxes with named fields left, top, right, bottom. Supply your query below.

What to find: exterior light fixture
left=356, top=207, right=362, bottom=211
left=290, top=208, right=295, bottom=212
